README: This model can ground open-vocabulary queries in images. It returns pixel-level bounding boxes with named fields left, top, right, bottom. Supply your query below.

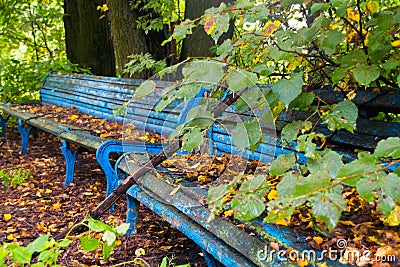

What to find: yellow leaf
left=170, top=185, right=181, bottom=196
left=384, top=205, right=400, bottom=226
left=366, top=1, right=379, bottom=14
left=135, top=248, right=145, bottom=257
left=4, top=213, right=12, bottom=221
left=7, top=234, right=14, bottom=240
left=267, top=189, right=278, bottom=200
left=263, top=21, right=280, bottom=37
left=100, top=133, right=111, bottom=138
left=313, top=236, right=324, bottom=245
left=197, top=175, right=208, bottom=183
left=273, top=217, right=290, bottom=226
left=204, top=17, right=217, bottom=35
left=391, top=40, right=400, bottom=47
left=346, top=7, right=360, bottom=22
left=70, top=115, right=79, bottom=121
left=224, top=210, right=234, bottom=217
left=45, top=189, right=52, bottom=194
left=53, top=202, right=62, bottom=210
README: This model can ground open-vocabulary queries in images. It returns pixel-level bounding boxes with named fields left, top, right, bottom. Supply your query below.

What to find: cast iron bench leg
left=0, top=115, right=10, bottom=137
left=61, top=140, right=81, bottom=186
left=17, top=119, right=32, bottom=154
left=202, top=249, right=223, bottom=267
left=126, top=195, right=140, bottom=236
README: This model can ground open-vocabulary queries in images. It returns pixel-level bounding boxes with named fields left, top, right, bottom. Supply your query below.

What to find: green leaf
left=11, top=246, right=32, bottom=264
left=185, top=105, right=215, bottom=128
left=322, top=100, right=358, bottom=133
left=31, top=262, right=45, bottom=267
left=26, top=235, right=50, bottom=254
left=37, top=250, right=52, bottom=262
left=380, top=173, right=400, bottom=202
left=207, top=184, right=228, bottom=204
left=88, top=218, right=113, bottom=233
left=321, top=30, right=345, bottom=55
left=0, top=246, right=8, bottom=263
left=79, top=236, right=101, bottom=252
left=332, top=67, right=349, bottom=85
left=57, top=239, right=72, bottom=248
left=356, top=176, right=378, bottom=202
left=115, top=223, right=130, bottom=236
left=311, top=3, right=329, bottom=14
left=231, top=193, right=266, bottom=220
left=294, top=171, right=331, bottom=197
left=310, top=188, right=346, bottom=231
left=272, top=72, right=304, bottom=109
left=340, top=50, right=367, bottom=67
left=239, top=175, right=266, bottom=192
left=232, top=123, right=249, bottom=151
left=276, top=172, right=297, bottom=199
left=352, top=64, right=380, bottom=86
left=269, top=153, right=296, bottom=176
left=182, top=128, right=203, bottom=152
left=307, top=150, right=343, bottom=178
left=281, top=120, right=311, bottom=146
left=102, top=243, right=115, bottom=260
left=134, top=80, right=156, bottom=100
left=244, top=120, right=263, bottom=152
left=155, top=90, right=177, bottom=113
left=297, top=133, right=323, bottom=158
left=205, top=13, right=230, bottom=42
left=377, top=195, right=396, bottom=217
left=374, top=137, right=400, bottom=159
left=102, top=231, right=117, bottom=247
left=175, top=83, right=202, bottom=100
left=288, top=92, right=315, bottom=110
left=337, top=154, right=378, bottom=186
left=169, top=124, right=185, bottom=140
left=226, top=69, right=258, bottom=93
left=168, top=19, right=196, bottom=43
left=182, top=60, right=224, bottom=85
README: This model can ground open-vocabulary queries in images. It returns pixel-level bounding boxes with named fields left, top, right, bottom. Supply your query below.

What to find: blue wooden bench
left=113, top=87, right=400, bottom=266
left=0, top=72, right=202, bottom=197
left=1, top=72, right=399, bottom=267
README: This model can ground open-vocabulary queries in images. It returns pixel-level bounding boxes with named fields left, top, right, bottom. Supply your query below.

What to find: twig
left=55, top=87, right=249, bottom=240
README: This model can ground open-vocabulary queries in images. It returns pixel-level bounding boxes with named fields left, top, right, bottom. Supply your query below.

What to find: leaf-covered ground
left=0, top=125, right=206, bottom=267
left=2, top=105, right=400, bottom=267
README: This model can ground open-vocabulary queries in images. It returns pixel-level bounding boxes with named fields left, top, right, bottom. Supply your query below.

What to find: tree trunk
left=106, top=0, right=167, bottom=78
left=180, top=0, right=235, bottom=61
left=63, top=0, right=116, bottom=76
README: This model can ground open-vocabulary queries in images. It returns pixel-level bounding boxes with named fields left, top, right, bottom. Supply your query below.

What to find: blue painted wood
left=202, top=249, right=223, bottom=267
left=127, top=185, right=260, bottom=267
left=60, top=140, right=81, bottom=186
left=96, top=140, right=164, bottom=198
left=17, top=119, right=32, bottom=155
left=0, top=114, right=10, bottom=137
left=126, top=194, right=140, bottom=235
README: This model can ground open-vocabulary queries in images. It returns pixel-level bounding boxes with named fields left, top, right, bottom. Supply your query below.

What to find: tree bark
left=106, top=0, right=167, bottom=78
left=180, top=0, right=235, bottom=61
left=63, top=0, right=116, bottom=76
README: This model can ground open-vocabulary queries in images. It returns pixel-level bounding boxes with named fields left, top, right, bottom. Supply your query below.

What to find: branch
left=55, top=86, right=249, bottom=240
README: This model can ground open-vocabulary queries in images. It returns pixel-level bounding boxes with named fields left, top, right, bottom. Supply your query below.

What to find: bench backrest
left=209, top=88, right=400, bottom=164
left=40, top=72, right=198, bottom=135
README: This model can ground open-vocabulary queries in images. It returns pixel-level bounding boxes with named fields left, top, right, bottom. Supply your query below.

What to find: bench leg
left=202, top=249, right=223, bottom=267
left=61, top=140, right=80, bottom=186
left=126, top=195, right=140, bottom=236
left=0, top=115, right=10, bottom=137
left=17, top=119, right=32, bottom=154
